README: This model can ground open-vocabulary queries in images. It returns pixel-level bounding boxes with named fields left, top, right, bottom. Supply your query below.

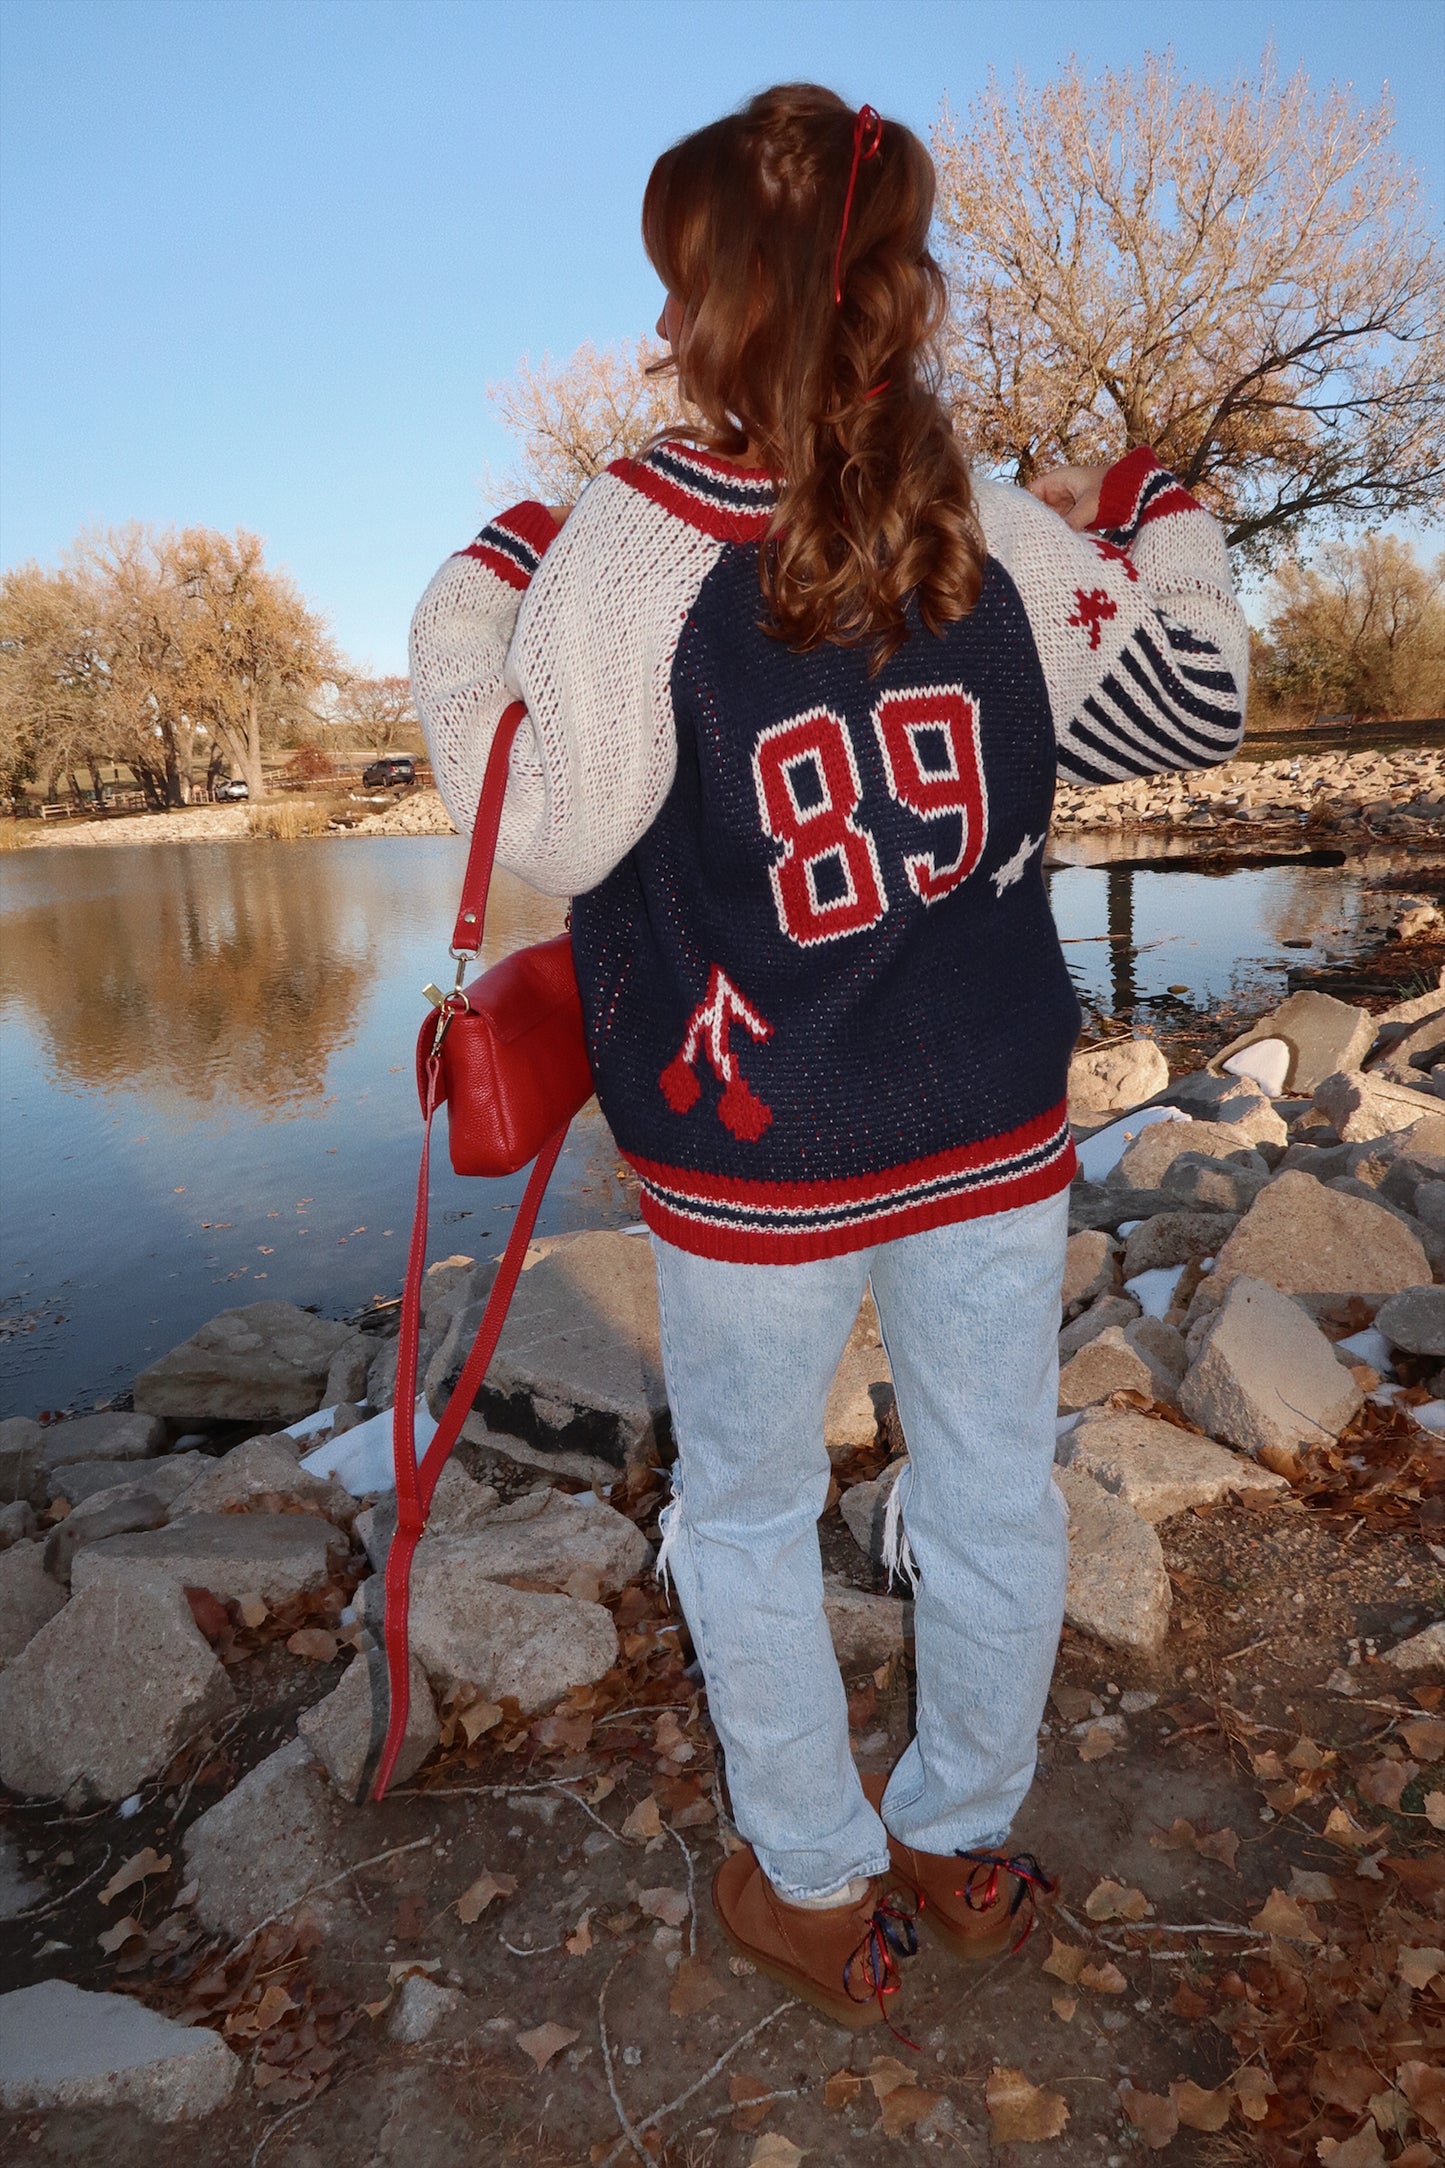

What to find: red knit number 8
left=872, top=688, right=988, bottom=903
left=752, top=708, right=888, bottom=947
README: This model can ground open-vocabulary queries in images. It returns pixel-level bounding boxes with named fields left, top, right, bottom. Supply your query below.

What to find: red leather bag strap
left=450, top=698, right=528, bottom=957
left=361, top=697, right=564, bottom=1804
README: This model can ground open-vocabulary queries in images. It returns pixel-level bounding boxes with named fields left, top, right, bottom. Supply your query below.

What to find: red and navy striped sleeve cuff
left=1092, top=448, right=1202, bottom=547
left=458, top=500, right=560, bottom=590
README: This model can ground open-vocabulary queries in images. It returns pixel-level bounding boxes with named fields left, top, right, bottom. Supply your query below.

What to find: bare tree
left=488, top=338, right=684, bottom=502
left=1254, top=535, right=1445, bottom=717
left=932, top=52, right=1445, bottom=560
left=335, top=671, right=419, bottom=753
left=171, top=529, right=340, bottom=801
left=0, top=562, right=107, bottom=806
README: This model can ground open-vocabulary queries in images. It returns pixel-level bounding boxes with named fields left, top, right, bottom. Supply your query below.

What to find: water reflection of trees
left=0, top=846, right=374, bottom=1112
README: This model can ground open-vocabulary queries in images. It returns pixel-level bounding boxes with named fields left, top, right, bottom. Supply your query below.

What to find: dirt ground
left=3, top=1407, right=1442, bottom=2168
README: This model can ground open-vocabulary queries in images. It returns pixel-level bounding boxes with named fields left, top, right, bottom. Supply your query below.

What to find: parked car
left=213, top=776, right=250, bottom=801
left=362, top=755, right=416, bottom=789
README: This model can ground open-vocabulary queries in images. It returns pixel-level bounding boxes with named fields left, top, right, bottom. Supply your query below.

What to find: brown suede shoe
left=860, top=1772, right=1054, bottom=1963
left=712, top=1845, right=917, bottom=2029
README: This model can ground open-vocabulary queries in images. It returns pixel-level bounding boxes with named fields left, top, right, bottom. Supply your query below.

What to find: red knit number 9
left=872, top=688, right=988, bottom=903
left=752, top=708, right=888, bottom=947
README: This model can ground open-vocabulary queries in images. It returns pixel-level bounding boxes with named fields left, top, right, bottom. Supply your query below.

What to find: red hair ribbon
left=833, top=102, right=884, bottom=305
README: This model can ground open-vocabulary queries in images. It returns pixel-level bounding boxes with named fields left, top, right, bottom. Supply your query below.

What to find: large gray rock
left=368, top=1327, right=437, bottom=1415
left=822, top=1576, right=908, bottom=1668
left=1061, top=1230, right=1119, bottom=1316
left=1313, top=1071, right=1445, bottom=1145
left=296, top=1648, right=438, bottom=1800
left=1161, top=1151, right=1270, bottom=1215
left=415, top=1485, right=650, bottom=1598
left=1211, top=991, right=1375, bottom=1096
left=1122, top=1210, right=1237, bottom=1279
left=1058, top=1408, right=1288, bottom=1521
left=1068, top=1182, right=1176, bottom=1234
left=0, top=1501, right=36, bottom=1551
left=133, top=1301, right=353, bottom=1424
left=322, top=1335, right=372, bottom=1408
left=49, top=1451, right=210, bottom=1512
left=73, top=1512, right=349, bottom=1608
left=42, top=1484, right=169, bottom=1585
left=1368, top=1004, right=1445, bottom=1087
left=0, top=1979, right=239, bottom=2121
left=361, top=1546, right=618, bottom=1713
left=1143, top=1070, right=1289, bottom=1147
left=41, top=1411, right=164, bottom=1470
left=1068, top=1038, right=1169, bottom=1117
left=1180, top=1275, right=1363, bottom=1459
left=355, top=1458, right=500, bottom=1572
left=427, top=1231, right=668, bottom=1471
left=839, top=1457, right=908, bottom=1569
left=183, top=1737, right=352, bottom=1939
left=0, top=1540, right=67, bottom=1660
left=824, top=1292, right=894, bottom=1457
left=1058, top=1292, right=1141, bottom=1363
left=0, top=1581, right=233, bottom=1804
left=420, top=1254, right=488, bottom=1333
left=1058, top=1466, right=1170, bottom=1654
left=1375, top=1286, right=1445, bottom=1359
left=0, top=1417, right=43, bottom=1507
left=166, top=1432, right=355, bottom=1525
left=1381, top=1621, right=1445, bottom=1672
left=1206, top=1170, right=1431, bottom=1314
left=1111, top=1120, right=1265, bottom=1193
left=1057, top=1328, right=1171, bottom=1414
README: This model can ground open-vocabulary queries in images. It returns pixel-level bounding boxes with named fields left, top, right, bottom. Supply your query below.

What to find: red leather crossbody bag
left=365, top=700, right=594, bottom=1800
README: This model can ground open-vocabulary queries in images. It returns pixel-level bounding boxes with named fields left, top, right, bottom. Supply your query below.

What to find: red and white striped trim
left=611, top=441, right=777, bottom=542
left=458, top=500, right=560, bottom=591
left=1093, top=449, right=1200, bottom=546
left=629, top=1102, right=1076, bottom=1263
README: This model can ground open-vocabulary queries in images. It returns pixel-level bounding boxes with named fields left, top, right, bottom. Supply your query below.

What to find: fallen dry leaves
left=1083, top=1877, right=1151, bottom=1921
left=98, top=1846, right=171, bottom=1905
left=984, top=2065, right=1069, bottom=2143
left=1120, top=2081, right=1178, bottom=2148
left=747, top=2137, right=806, bottom=2168
left=515, top=2021, right=579, bottom=2072
left=455, top=1870, right=516, bottom=1922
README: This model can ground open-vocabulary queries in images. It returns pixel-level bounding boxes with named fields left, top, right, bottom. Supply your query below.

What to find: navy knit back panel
left=570, top=546, right=1082, bottom=1254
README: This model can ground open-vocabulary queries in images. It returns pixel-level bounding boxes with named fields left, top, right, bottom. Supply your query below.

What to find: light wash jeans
left=650, top=1189, right=1069, bottom=1902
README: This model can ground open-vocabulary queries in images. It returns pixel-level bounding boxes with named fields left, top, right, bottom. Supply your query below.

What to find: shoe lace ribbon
left=954, top=1848, right=1055, bottom=1953
left=845, top=1890, right=921, bottom=2044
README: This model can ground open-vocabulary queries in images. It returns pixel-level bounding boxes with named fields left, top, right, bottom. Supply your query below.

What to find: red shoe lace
left=845, top=1890, right=922, bottom=2047
left=954, top=1849, right=1055, bottom=1953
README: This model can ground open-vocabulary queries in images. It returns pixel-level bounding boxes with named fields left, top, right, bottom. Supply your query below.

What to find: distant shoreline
left=2, top=790, right=459, bottom=851
left=5, top=740, right=1443, bottom=856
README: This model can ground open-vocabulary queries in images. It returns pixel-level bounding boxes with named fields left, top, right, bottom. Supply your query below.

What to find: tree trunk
left=86, top=757, right=107, bottom=810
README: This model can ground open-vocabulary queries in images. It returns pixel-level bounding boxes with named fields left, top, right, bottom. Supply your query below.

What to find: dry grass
left=244, top=797, right=333, bottom=840
left=0, top=818, right=29, bottom=852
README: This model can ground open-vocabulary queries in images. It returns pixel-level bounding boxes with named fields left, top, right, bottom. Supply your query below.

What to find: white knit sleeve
left=408, top=500, right=560, bottom=851
left=504, top=473, right=724, bottom=896
left=974, top=451, right=1247, bottom=786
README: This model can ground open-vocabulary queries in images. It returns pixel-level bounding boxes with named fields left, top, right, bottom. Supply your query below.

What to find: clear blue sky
left=3, top=0, right=1442, bottom=673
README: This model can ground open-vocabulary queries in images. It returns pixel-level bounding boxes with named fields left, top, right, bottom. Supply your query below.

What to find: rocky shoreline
left=1053, top=739, right=1444, bottom=846
left=1, top=978, right=1443, bottom=2158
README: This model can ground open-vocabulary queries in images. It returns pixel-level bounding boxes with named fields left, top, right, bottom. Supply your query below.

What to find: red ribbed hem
left=629, top=1103, right=1077, bottom=1263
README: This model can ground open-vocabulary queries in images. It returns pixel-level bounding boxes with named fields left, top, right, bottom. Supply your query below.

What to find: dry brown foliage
left=931, top=52, right=1445, bottom=560
left=488, top=338, right=686, bottom=503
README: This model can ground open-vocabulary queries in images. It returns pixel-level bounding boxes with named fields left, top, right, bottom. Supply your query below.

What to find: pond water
left=0, top=833, right=1415, bottom=1417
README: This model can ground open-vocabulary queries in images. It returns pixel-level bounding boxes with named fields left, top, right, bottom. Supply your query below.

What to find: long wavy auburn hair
left=642, top=82, right=984, bottom=669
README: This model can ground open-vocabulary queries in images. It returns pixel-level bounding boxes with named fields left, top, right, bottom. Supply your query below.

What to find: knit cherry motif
left=659, top=965, right=774, bottom=1141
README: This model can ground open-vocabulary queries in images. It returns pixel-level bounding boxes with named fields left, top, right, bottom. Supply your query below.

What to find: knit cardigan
left=411, top=444, right=1246, bottom=1262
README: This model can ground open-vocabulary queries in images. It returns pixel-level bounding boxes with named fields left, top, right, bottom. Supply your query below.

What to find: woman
left=411, top=83, right=1245, bottom=2029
